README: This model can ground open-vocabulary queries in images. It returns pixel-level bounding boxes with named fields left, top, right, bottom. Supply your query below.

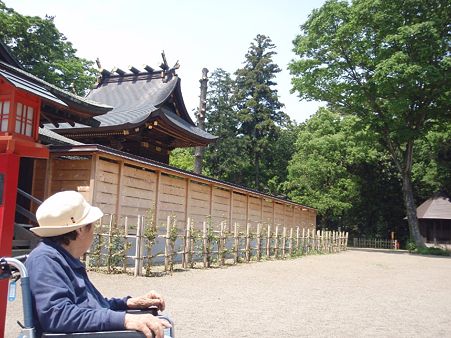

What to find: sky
left=4, top=0, right=327, bottom=123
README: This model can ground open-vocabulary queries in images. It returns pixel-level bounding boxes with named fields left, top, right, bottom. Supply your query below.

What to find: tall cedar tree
left=234, top=34, right=290, bottom=190
left=289, top=0, right=450, bottom=247
left=204, top=69, right=246, bottom=183
left=0, top=1, right=97, bottom=95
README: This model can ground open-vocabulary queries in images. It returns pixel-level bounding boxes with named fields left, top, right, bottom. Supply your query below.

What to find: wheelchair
left=1, top=256, right=174, bottom=338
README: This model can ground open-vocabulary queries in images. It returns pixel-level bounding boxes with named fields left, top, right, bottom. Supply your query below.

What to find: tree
left=284, top=109, right=369, bottom=228
left=169, top=148, right=195, bottom=172
left=204, top=69, right=246, bottom=183
left=0, top=1, right=97, bottom=95
left=289, top=0, right=450, bottom=247
left=412, top=122, right=451, bottom=199
left=234, top=34, right=290, bottom=190
left=284, top=108, right=407, bottom=241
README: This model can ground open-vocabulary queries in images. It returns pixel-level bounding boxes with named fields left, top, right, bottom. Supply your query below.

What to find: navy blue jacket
left=25, top=239, right=128, bottom=335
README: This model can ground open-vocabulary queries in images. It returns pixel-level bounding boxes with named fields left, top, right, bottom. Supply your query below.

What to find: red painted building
left=0, top=41, right=111, bottom=336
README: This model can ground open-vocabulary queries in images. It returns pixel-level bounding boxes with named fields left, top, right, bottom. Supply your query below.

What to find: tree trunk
left=255, top=152, right=260, bottom=189
left=401, top=141, right=425, bottom=248
left=194, top=68, right=209, bottom=174
left=401, top=173, right=425, bottom=248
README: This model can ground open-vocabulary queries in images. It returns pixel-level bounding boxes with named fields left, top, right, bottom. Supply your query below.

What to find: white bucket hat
left=31, top=191, right=103, bottom=237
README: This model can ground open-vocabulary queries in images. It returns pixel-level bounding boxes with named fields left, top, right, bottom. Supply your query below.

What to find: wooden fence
left=86, top=214, right=349, bottom=276
left=351, top=238, right=399, bottom=250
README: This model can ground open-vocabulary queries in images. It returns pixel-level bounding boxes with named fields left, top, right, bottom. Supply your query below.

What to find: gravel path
left=5, top=249, right=451, bottom=337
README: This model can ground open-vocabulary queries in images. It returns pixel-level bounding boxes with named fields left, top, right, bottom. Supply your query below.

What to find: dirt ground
left=5, top=249, right=451, bottom=337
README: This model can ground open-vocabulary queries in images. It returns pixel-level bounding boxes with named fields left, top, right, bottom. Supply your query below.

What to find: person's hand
left=124, top=313, right=171, bottom=338
left=127, top=290, right=166, bottom=311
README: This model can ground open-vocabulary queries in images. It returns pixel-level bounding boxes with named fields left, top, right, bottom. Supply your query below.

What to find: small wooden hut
left=417, top=192, right=451, bottom=245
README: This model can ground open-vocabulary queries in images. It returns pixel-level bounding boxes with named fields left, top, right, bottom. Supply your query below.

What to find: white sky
left=4, top=0, right=326, bottom=123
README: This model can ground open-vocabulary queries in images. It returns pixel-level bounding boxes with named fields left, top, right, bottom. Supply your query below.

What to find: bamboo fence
left=87, top=214, right=349, bottom=276
left=351, top=238, right=399, bottom=250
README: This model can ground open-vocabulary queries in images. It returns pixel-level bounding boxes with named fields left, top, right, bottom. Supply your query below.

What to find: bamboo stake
left=282, top=227, right=286, bottom=257
left=256, top=223, right=261, bottom=261
left=189, top=220, right=194, bottom=267
left=182, top=218, right=190, bottom=269
left=203, top=221, right=208, bottom=268
left=219, top=222, right=225, bottom=266
left=302, top=227, right=305, bottom=255
left=245, top=223, right=250, bottom=262
left=274, top=226, right=279, bottom=259
left=289, top=227, right=293, bottom=256
left=123, top=216, right=128, bottom=273
left=107, top=214, right=114, bottom=273
left=296, top=227, right=300, bottom=255
left=164, top=216, right=171, bottom=272
left=234, top=223, right=239, bottom=264
left=134, top=215, right=141, bottom=277
left=318, top=230, right=321, bottom=253
left=266, top=224, right=271, bottom=258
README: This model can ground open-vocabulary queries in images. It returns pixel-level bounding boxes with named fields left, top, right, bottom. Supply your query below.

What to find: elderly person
left=26, top=191, right=172, bottom=338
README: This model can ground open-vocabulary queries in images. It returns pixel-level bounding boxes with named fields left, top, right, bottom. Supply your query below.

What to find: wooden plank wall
left=35, top=153, right=317, bottom=232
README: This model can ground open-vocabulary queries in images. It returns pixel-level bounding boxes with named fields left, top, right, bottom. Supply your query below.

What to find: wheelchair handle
left=4, top=257, right=34, bottom=330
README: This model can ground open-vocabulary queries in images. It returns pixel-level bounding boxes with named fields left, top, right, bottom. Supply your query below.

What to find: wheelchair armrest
left=41, top=308, right=171, bottom=338
left=41, top=331, right=146, bottom=337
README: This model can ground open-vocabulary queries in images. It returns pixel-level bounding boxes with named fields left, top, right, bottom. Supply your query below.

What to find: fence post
left=245, top=223, right=250, bottom=262
left=296, top=227, right=300, bottom=255
left=203, top=221, right=208, bottom=268
left=134, top=215, right=142, bottom=277
left=274, top=226, right=279, bottom=259
left=234, top=223, right=239, bottom=264
left=123, top=216, right=128, bottom=273
left=302, top=228, right=305, bottom=255
left=256, top=223, right=261, bottom=261
left=219, top=222, right=225, bottom=266
left=106, top=214, right=114, bottom=273
left=282, top=227, right=286, bottom=258
left=164, top=216, right=171, bottom=272
left=182, top=218, right=190, bottom=269
left=289, top=227, right=293, bottom=257
left=266, top=224, right=271, bottom=258
left=189, top=220, right=194, bottom=267
left=306, top=228, right=310, bottom=254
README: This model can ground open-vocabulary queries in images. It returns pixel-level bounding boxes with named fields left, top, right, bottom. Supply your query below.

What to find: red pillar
left=0, top=153, right=20, bottom=338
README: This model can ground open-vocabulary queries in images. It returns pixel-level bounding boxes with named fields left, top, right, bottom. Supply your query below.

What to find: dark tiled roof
left=86, top=72, right=175, bottom=127
left=0, top=40, right=22, bottom=68
left=157, top=107, right=217, bottom=141
left=52, top=70, right=217, bottom=142
left=39, top=126, right=84, bottom=146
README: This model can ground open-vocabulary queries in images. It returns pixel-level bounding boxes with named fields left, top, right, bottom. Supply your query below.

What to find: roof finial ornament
left=160, top=51, right=169, bottom=71
left=95, top=58, right=102, bottom=70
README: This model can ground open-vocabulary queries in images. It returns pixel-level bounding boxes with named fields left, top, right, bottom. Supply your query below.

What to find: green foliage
left=414, top=246, right=450, bottom=256
left=283, top=108, right=409, bottom=240
left=169, top=148, right=195, bottom=172
left=234, top=34, right=291, bottom=190
left=406, top=240, right=417, bottom=253
left=289, top=0, right=450, bottom=246
left=412, top=123, right=451, bottom=200
left=285, top=109, right=369, bottom=223
left=0, top=1, right=97, bottom=95
left=204, top=69, right=246, bottom=182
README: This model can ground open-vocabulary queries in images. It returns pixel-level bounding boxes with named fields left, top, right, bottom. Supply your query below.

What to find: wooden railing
left=351, top=238, right=399, bottom=250
left=86, top=214, right=349, bottom=276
